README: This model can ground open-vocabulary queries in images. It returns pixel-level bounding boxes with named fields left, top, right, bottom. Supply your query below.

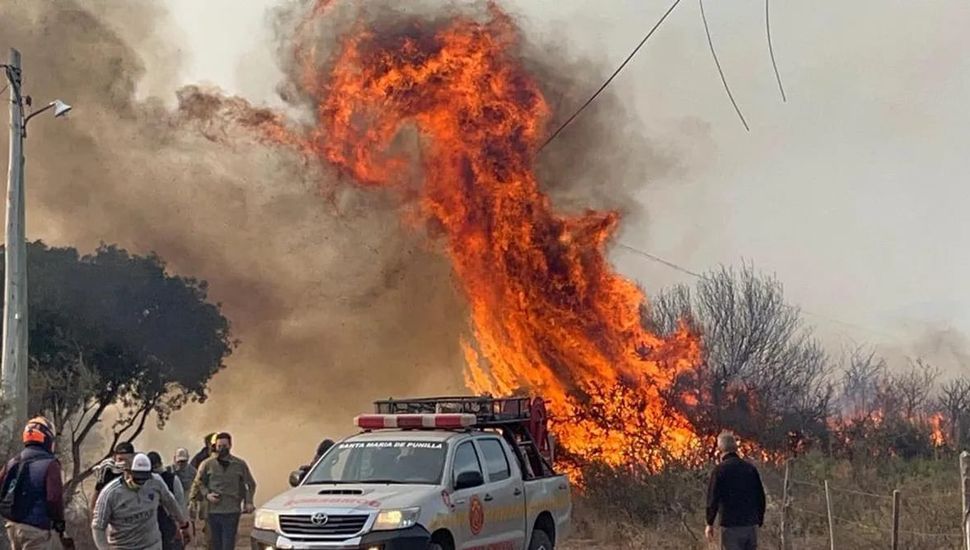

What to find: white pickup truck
left=252, top=396, right=571, bottom=550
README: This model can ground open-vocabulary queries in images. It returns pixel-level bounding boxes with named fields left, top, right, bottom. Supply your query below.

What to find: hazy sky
left=155, top=0, right=970, bottom=364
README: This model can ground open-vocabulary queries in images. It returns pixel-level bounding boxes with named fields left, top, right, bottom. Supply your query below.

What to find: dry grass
left=568, top=452, right=965, bottom=550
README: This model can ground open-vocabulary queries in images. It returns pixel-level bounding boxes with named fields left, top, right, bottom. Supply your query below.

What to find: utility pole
left=2, top=48, right=26, bottom=432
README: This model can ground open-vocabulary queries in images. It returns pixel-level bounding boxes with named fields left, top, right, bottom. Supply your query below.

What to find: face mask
left=217, top=448, right=230, bottom=459
left=126, top=476, right=148, bottom=490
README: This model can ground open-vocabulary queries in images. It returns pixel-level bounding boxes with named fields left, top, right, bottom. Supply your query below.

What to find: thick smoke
left=0, top=0, right=689, bottom=498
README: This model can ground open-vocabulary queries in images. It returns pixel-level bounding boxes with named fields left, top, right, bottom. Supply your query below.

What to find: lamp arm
left=24, top=102, right=55, bottom=126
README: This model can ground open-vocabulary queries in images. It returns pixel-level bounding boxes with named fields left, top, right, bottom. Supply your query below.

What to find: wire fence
left=754, top=459, right=966, bottom=548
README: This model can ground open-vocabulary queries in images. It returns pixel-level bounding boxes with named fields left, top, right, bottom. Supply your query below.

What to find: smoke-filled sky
left=161, top=0, right=970, bottom=352
left=3, top=0, right=969, bottom=498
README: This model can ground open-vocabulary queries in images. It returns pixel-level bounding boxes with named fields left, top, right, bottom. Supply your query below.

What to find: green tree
left=1, top=242, right=234, bottom=495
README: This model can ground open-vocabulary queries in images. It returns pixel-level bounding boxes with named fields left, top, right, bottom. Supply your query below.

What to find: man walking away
left=190, top=433, right=256, bottom=550
left=0, top=417, right=69, bottom=549
left=705, top=432, right=766, bottom=550
left=92, top=453, right=190, bottom=550
left=90, top=442, right=135, bottom=511
left=148, top=452, right=186, bottom=550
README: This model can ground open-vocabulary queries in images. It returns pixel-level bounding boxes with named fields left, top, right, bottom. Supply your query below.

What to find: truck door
left=451, top=440, right=489, bottom=549
left=474, top=437, right=527, bottom=549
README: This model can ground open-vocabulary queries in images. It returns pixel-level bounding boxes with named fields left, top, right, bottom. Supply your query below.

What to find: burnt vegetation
left=568, top=263, right=970, bottom=474
left=570, top=263, right=970, bottom=548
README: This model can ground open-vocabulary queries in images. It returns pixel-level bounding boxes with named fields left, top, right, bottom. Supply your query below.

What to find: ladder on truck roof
left=373, top=395, right=557, bottom=479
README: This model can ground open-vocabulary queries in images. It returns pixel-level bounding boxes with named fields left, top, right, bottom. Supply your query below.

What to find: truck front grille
left=279, top=514, right=369, bottom=537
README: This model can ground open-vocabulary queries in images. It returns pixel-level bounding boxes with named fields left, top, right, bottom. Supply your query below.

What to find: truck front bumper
left=250, top=525, right=431, bottom=550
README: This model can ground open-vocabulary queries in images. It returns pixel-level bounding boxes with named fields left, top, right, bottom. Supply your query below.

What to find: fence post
left=961, top=451, right=970, bottom=550
left=824, top=480, right=835, bottom=550
left=781, top=460, right=792, bottom=550
left=891, top=489, right=900, bottom=550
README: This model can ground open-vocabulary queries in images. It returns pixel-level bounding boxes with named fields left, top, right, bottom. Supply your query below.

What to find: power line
left=699, top=0, right=749, bottom=131
left=765, top=0, right=788, bottom=102
left=537, top=0, right=684, bottom=152
left=615, top=242, right=899, bottom=341
left=616, top=243, right=703, bottom=279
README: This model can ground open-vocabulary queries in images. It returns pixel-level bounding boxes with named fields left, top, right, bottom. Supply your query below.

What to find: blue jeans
left=207, top=513, right=240, bottom=550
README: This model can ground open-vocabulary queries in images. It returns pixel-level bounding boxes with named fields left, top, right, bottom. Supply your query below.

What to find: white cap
left=175, top=448, right=190, bottom=461
left=130, top=453, right=152, bottom=473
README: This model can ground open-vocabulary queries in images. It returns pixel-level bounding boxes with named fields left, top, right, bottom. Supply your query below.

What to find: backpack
left=0, top=457, right=41, bottom=520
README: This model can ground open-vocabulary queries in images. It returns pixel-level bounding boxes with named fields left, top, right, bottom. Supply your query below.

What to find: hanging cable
left=537, top=0, right=684, bottom=152
left=698, top=0, right=749, bottom=131
left=765, top=0, right=788, bottom=102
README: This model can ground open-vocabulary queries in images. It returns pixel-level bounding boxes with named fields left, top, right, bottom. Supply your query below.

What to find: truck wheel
left=428, top=544, right=444, bottom=550
left=529, top=530, right=553, bottom=550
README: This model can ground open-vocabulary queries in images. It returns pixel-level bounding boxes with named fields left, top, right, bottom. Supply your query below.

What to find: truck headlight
left=373, top=507, right=421, bottom=531
left=254, top=509, right=280, bottom=532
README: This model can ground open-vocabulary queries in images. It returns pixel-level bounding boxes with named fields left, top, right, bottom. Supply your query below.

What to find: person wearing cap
left=0, top=417, right=69, bottom=549
left=705, top=432, right=766, bottom=550
left=168, top=449, right=197, bottom=500
left=190, top=433, right=256, bottom=550
left=90, top=442, right=135, bottom=511
left=92, top=453, right=190, bottom=550
left=148, top=452, right=186, bottom=550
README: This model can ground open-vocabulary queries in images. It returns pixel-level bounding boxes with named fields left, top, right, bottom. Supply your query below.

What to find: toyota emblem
left=310, top=512, right=329, bottom=526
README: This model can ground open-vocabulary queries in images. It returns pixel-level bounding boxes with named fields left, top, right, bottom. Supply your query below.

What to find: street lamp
left=0, top=48, right=72, bottom=431
left=24, top=99, right=72, bottom=125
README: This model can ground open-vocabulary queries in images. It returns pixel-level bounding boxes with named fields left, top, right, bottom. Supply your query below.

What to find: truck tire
left=428, top=544, right=444, bottom=550
left=529, top=530, right=553, bottom=550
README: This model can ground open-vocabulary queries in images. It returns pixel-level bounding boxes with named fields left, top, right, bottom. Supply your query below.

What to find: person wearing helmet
left=188, top=434, right=217, bottom=550
left=189, top=434, right=216, bottom=470
left=92, top=453, right=190, bottom=550
left=0, top=417, right=70, bottom=549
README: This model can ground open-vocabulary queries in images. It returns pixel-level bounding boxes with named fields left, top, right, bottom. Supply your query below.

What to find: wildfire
left=245, top=3, right=702, bottom=468
left=930, top=413, right=946, bottom=448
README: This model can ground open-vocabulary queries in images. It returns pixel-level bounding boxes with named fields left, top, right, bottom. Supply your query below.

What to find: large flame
left=253, top=3, right=702, bottom=468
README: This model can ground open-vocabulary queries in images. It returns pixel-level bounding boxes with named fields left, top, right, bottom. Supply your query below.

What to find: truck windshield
left=305, top=440, right=447, bottom=485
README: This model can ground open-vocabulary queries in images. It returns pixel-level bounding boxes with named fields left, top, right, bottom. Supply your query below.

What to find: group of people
left=0, top=415, right=767, bottom=550
left=0, top=418, right=256, bottom=550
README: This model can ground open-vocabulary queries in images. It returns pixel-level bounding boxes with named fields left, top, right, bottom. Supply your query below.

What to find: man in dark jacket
left=189, top=434, right=216, bottom=470
left=148, top=452, right=185, bottom=550
left=0, top=416, right=68, bottom=549
left=705, top=432, right=766, bottom=550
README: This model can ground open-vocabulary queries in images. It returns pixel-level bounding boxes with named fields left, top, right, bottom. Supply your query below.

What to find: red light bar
left=354, top=413, right=476, bottom=430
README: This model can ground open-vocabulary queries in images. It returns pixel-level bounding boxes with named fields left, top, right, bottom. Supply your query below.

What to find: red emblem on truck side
left=469, top=495, right=485, bottom=535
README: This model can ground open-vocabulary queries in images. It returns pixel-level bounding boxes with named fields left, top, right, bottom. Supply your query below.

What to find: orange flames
left=250, top=3, right=702, bottom=468
left=930, top=413, right=946, bottom=448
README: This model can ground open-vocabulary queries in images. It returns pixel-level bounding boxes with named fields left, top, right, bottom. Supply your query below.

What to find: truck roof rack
left=374, top=395, right=532, bottom=426
left=372, top=395, right=557, bottom=479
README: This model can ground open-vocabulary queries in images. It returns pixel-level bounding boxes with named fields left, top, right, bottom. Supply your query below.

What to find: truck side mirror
left=288, top=470, right=303, bottom=487
left=454, top=470, right=484, bottom=490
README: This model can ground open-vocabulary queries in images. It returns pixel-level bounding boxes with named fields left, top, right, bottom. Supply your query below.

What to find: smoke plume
left=0, top=0, right=687, bottom=497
